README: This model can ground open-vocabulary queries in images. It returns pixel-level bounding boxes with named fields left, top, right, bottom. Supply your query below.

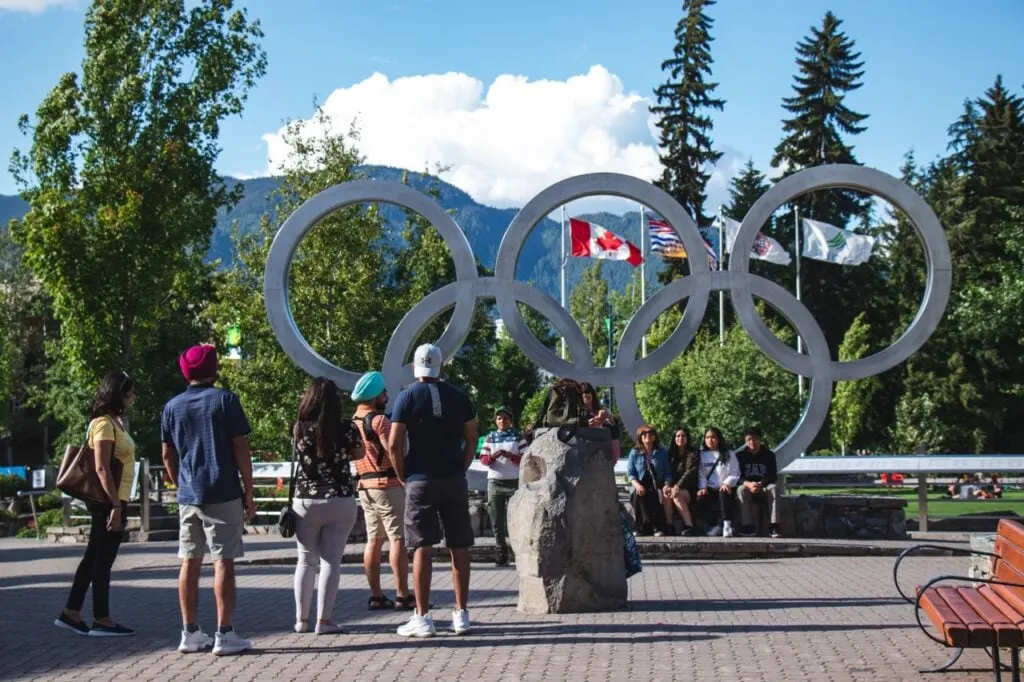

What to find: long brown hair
left=295, top=377, right=342, bottom=460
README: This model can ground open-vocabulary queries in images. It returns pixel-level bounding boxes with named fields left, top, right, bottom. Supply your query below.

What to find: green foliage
left=636, top=321, right=799, bottom=447
left=0, top=474, right=28, bottom=499
left=209, top=111, right=392, bottom=459
left=569, top=262, right=611, bottom=366
left=831, top=313, right=882, bottom=451
left=9, top=0, right=267, bottom=456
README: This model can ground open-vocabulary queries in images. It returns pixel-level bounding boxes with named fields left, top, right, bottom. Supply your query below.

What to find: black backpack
left=360, top=412, right=388, bottom=468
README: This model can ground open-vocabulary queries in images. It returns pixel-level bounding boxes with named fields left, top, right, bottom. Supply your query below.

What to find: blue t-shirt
left=161, top=384, right=252, bottom=505
left=391, top=381, right=476, bottom=481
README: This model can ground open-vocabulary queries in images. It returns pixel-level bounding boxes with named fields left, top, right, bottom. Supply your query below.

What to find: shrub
left=0, top=474, right=28, bottom=499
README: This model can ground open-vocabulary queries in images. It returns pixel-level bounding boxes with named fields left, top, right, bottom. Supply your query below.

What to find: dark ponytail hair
left=296, top=377, right=342, bottom=460
left=88, top=371, right=135, bottom=419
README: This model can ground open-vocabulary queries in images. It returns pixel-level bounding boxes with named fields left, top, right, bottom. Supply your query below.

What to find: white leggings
left=293, top=496, right=358, bottom=622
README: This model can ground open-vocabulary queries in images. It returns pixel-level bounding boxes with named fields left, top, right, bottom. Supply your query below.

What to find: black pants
left=699, top=488, right=734, bottom=527
left=65, top=501, right=127, bottom=619
left=631, top=471, right=666, bottom=533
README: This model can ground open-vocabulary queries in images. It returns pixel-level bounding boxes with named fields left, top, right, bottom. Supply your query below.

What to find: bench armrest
left=913, top=574, right=1024, bottom=646
left=893, top=544, right=999, bottom=603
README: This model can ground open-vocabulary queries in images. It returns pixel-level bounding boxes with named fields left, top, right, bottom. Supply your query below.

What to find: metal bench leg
left=993, top=646, right=1003, bottom=682
left=1011, top=649, right=1020, bottom=682
left=920, top=647, right=964, bottom=674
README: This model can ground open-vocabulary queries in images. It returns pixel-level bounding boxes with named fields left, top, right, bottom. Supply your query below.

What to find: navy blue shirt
left=161, top=384, right=252, bottom=505
left=391, top=381, right=476, bottom=481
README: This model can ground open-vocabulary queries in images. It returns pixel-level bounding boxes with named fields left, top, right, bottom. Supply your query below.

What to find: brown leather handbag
left=56, top=418, right=124, bottom=505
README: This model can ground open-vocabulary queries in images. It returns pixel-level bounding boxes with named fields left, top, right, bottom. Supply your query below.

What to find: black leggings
left=65, top=501, right=127, bottom=619
left=699, top=488, right=734, bottom=527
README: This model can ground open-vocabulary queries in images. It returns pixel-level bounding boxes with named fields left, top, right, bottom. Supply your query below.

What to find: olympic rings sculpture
left=264, top=165, right=951, bottom=469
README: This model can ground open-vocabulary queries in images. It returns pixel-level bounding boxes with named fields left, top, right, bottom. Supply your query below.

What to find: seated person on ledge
left=734, top=427, right=781, bottom=538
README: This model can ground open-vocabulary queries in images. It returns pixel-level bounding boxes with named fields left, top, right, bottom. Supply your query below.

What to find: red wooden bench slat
left=957, top=587, right=1023, bottom=646
left=920, top=587, right=971, bottom=647
left=978, top=585, right=1024, bottom=627
left=936, top=588, right=997, bottom=647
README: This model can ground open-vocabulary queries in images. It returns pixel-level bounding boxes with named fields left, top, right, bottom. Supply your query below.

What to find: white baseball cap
left=413, top=343, right=443, bottom=379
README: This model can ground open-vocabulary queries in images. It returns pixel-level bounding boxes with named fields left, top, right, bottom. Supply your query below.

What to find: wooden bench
left=894, top=518, right=1024, bottom=681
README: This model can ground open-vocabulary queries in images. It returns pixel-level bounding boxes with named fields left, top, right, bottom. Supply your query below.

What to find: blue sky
left=1, top=0, right=1022, bottom=212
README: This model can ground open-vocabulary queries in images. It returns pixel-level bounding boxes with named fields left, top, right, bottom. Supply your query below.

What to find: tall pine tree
left=723, top=159, right=770, bottom=222
left=770, top=12, right=890, bottom=356
left=651, top=0, right=724, bottom=287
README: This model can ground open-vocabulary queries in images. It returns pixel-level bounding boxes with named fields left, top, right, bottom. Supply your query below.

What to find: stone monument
left=507, top=427, right=627, bottom=614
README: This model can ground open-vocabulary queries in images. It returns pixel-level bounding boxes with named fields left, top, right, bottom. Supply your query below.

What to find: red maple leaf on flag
left=595, top=229, right=623, bottom=252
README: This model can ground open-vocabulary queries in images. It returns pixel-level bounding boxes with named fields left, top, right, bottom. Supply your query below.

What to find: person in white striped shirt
left=478, top=406, right=527, bottom=566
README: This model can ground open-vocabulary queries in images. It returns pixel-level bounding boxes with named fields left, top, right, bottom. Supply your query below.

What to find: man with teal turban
left=351, top=371, right=414, bottom=610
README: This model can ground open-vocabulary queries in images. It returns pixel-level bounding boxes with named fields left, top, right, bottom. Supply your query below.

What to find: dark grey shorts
left=404, top=476, right=474, bottom=550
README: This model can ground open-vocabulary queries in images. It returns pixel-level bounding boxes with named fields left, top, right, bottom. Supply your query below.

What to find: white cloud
left=261, top=66, right=664, bottom=210
left=0, top=0, right=76, bottom=12
left=258, top=65, right=748, bottom=216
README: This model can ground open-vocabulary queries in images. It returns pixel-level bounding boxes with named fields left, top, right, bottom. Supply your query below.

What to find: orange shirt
left=353, top=406, right=401, bottom=489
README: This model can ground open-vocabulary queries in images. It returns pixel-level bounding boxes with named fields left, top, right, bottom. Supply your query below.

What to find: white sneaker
left=294, top=620, right=309, bottom=633
left=212, top=629, right=251, bottom=656
left=178, top=628, right=214, bottom=653
left=397, top=613, right=435, bottom=638
left=723, top=521, right=734, bottom=538
left=451, top=609, right=471, bottom=635
left=706, top=524, right=722, bottom=537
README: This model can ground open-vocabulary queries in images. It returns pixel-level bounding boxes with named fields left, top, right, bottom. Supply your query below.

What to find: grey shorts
left=178, top=499, right=244, bottom=561
left=404, top=476, right=474, bottom=550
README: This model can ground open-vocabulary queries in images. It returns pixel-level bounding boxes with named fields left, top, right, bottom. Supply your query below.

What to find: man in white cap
left=389, top=343, right=478, bottom=637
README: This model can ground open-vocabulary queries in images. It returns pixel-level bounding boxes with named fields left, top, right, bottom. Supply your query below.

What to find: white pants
left=293, top=497, right=358, bottom=622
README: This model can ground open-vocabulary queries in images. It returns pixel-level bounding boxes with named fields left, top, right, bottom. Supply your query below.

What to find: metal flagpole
left=639, top=204, right=647, bottom=358
left=795, top=206, right=804, bottom=399
left=560, top=205, right=567, bottom=360
left=718, top=206, right=725, bottom=347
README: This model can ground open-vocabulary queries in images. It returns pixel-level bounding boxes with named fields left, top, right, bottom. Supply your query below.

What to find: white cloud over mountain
left=259, top=65, right=741, bottom=213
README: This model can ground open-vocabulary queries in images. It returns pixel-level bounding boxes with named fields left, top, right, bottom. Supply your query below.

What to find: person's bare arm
left=389, top=422, right=407, bottom=482
left=232, top=435, right=256, bottom=520
left=463, top=418, right=478, bottom=469
left=161, top=443, right=178, bottom=483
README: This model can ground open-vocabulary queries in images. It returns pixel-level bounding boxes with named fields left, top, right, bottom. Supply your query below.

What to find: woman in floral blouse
left=291, top=377, right=365, bottom=635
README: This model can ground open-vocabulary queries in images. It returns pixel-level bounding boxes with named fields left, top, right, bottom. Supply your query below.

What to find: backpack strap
left=360, top=412, right=388, bottom=468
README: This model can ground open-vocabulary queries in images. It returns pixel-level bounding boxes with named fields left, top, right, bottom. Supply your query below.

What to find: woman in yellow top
left=55, top=371, right=137, bottom=637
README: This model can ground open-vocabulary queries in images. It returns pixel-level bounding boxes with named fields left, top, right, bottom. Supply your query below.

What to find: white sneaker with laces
left=178, top=628, right=214, bottom=653
left=397, top=612, right=435, bottom=638
left=722, top=521, right=734, bottom=538
left=212, top=629, right=251, bottom=656
left=451, top=609, right=471, bottom=635
left=706, top=524, right=722, bottom=537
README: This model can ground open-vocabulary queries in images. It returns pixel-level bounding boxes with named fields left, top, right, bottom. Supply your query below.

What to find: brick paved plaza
left=0, top=536, right=1004, bottom=681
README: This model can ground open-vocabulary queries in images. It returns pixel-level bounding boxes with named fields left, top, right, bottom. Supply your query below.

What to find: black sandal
left=368, top=595, right=395, bottom=610
left=394, top=595, right=416, bottom=610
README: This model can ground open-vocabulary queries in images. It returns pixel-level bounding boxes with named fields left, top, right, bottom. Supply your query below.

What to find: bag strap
left=286, top=425, right=300, bottom=506
left=361, top=412, right=387, bottom=467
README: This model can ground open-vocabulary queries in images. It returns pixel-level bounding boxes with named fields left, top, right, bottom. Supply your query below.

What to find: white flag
left=720, top=216, right=792, bottom=266
left=801, top=218, right=877, bottom=266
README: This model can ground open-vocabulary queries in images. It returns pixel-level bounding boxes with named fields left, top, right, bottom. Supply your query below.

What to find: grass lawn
left=787, top=486, right=1024, bottom=519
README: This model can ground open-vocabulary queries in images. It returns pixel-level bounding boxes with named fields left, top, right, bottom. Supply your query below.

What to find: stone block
left=508, top=427, right=627, bottom=614
left=969, top=533, right=997, bottom=582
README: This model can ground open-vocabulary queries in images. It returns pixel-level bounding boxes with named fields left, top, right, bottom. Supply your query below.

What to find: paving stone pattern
left=0, top=537, right=1005, bottom=681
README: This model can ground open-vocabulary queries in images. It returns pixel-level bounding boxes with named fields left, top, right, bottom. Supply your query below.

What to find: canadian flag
left=569, top=218, right=643, bottom=267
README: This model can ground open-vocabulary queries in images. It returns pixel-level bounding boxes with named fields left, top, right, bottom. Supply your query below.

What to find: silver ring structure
left=264, top=167, right=950, bottom=469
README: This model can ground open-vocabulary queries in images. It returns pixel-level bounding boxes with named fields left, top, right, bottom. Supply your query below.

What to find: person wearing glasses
left=626, top=425, right=671, bottom=536
left=55, top=371, right=137, bottom=637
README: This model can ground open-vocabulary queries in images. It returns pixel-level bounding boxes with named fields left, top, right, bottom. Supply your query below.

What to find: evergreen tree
left=769, top=12, right=889, bottom=358
left=651, top=0, right=725, bottom=287
left=723, top=159, right=770, bottom=222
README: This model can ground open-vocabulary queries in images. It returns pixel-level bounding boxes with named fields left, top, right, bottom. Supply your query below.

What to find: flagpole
left=560, top=205, right=567, bottom=360
left=639, top=204, right=647, bottom=358
left=795, top=206, right=804, bottom=399
left=717, top=206, right=725, bottom=347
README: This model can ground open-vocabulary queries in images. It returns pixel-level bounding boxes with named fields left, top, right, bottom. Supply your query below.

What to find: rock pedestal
left=507, top=427, right=627, bottom=614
